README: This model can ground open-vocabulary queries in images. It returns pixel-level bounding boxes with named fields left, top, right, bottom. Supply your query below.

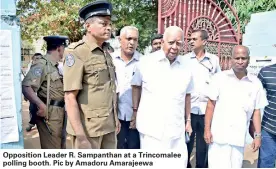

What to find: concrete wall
left=1, top=0, right=24, bottom=149
left=243, top=10, right=276, bottom=144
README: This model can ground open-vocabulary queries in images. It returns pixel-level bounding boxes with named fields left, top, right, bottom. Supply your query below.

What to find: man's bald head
left=231, top=45, right=250, bottom=73
left=231, top=45, right=250, bottom=58
left=163, top=26, right=184, bottom=41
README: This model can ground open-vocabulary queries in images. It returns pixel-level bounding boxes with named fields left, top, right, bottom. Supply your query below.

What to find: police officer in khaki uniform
left=63, top=1, right=120, bottom=149
left=22, top=35, right=68, bottom=149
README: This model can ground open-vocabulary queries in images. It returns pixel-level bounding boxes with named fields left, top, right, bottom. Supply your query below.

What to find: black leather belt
left=50, top=100, right=65, bottom=108
left=40, top=97, right=65, bottom=108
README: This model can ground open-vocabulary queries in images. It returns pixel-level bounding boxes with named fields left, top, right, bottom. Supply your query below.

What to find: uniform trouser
left=187, top=114, right=208, bottom=168
left=61, top=111, right=67, bottom=149
left=36, top=105, right=65, bottom=149
left=208, top=142, right=244, bottom=168
left=117, top=119, right=140, bottom=149
left=71, top=131, right=117, bottom=149
left=257, top=129, right=276, bottom=168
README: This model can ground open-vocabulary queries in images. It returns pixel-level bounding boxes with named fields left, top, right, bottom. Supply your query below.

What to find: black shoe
left=26, top=124, right=35, bottom=132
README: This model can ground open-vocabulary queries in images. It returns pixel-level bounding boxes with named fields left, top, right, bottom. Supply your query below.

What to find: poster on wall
left=0, top=30, right=19, bottom=144
left=245, top=56, right=276, bottom=144
left=247, top=56, right=276, bottom=77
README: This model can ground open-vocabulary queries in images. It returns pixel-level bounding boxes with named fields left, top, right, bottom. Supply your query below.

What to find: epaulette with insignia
left=67, top=40, right=85, bottom=50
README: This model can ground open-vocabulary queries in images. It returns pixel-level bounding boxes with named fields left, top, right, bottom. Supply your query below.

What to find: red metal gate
left=158, top=0, right=241, bottom=70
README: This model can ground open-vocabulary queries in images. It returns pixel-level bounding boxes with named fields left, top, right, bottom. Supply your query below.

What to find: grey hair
left=231, top=45, right=250, bottom=57
left=83, top=17, right=97, bottom=31
left=119, top=26, right=139, bottom=37
left=163, top=26, right=184, bottom=42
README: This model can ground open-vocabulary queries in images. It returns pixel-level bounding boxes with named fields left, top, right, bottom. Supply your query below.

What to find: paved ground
left=22, top=100, right=258, bottom=167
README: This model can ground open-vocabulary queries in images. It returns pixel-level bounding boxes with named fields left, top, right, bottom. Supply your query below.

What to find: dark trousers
left=257, top=129, right=276, bottom=168
left=117, top=120, right=140, bottom=149
left=61, top=111, right=67, bottom=149
left=187, top=114, right=208, bottom=168
left=29, top=102, right=37, bottom=125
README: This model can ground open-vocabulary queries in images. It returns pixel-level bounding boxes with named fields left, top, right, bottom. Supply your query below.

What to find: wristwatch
left=254, top=132, right=261, bottom=138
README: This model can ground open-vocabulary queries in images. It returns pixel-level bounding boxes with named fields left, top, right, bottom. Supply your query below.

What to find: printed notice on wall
left=247, top=56, right=276, bottom=77
left=0, top=30, right=19, bottom=144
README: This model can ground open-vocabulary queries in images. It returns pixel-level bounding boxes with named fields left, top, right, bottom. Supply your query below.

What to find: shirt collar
left=190, top=51, right=211, bottom=60
left=156, top=50, right=181, bottom=64
left=226, top=68, right=253, bottom=82
left=114, top=50, right=141, bottom=61
left=82, top=35, right=100, bottom=51
left=44, top=53, right=58, bottom=67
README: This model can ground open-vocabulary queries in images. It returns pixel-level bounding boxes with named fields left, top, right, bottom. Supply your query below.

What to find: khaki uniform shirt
left=22, top=54, right=64, bottom=101
left=63, top=36, right=117, bottom=137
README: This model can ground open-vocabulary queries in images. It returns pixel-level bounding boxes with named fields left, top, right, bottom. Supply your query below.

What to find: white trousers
left=208, top=142, right=244, bottom=168
left=140, top=133, right=188, bottom=167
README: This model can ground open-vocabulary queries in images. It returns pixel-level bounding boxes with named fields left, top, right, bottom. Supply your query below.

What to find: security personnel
left=22, top=35, right=68, bottom=149
left=63, top=0, right=120, bottom=149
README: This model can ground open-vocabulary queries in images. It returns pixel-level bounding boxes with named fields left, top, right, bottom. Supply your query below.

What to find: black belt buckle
left=39, top=97, right=65, bottom=108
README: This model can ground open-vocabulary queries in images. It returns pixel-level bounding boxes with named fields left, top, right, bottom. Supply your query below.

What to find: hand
left=36, top=103, right=46, bottom=117
left=76, top=136, right=92, bottom=149
left=185, top=121, right=192, bottom=136
left=129, top=115, right=136, bottom=129
left=204, top=129, right=213, bottom=144
left=251, top=137, right=261, bottom=152
left=115, top=119, right=121, bottom=134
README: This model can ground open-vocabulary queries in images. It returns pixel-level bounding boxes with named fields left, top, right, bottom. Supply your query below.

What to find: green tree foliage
left=229, top=0, right=276, bottom=33
left=17, top=0, right=275, bottom=50
left=17, top=0, right=157, bottom=52
left=17, top=0, right=90, bottom=42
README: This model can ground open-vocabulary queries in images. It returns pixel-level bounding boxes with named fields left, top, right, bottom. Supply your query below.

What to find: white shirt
left=112, top=50, right=141, bottom=121
left=207, top=69, right=268, bottom=147
left=58, top=62, right=63, bottom=75
left=131, top=50, right=194, bottom=140
left=181, top=51, right=221, bottom=115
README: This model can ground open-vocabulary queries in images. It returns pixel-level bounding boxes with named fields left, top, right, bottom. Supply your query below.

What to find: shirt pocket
left=243, top=91, right=255, bottom=119
left=50, top=71, right=63, bottom=88
left=142, top=72, right=160, bottom=93
left=86, top=63, right=110, bottom=86
left=171, top=76, right=189, bottom=101
left=84, top=108, right=110, bottom=119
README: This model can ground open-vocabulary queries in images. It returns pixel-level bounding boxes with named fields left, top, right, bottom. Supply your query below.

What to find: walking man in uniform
left=22, top=35, right=68, bottom=149
left=63, top=1, right=120, bottom=149
left=182, top=29, right=221, bottom=168
left=112, top=26, right=141, bottom=149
